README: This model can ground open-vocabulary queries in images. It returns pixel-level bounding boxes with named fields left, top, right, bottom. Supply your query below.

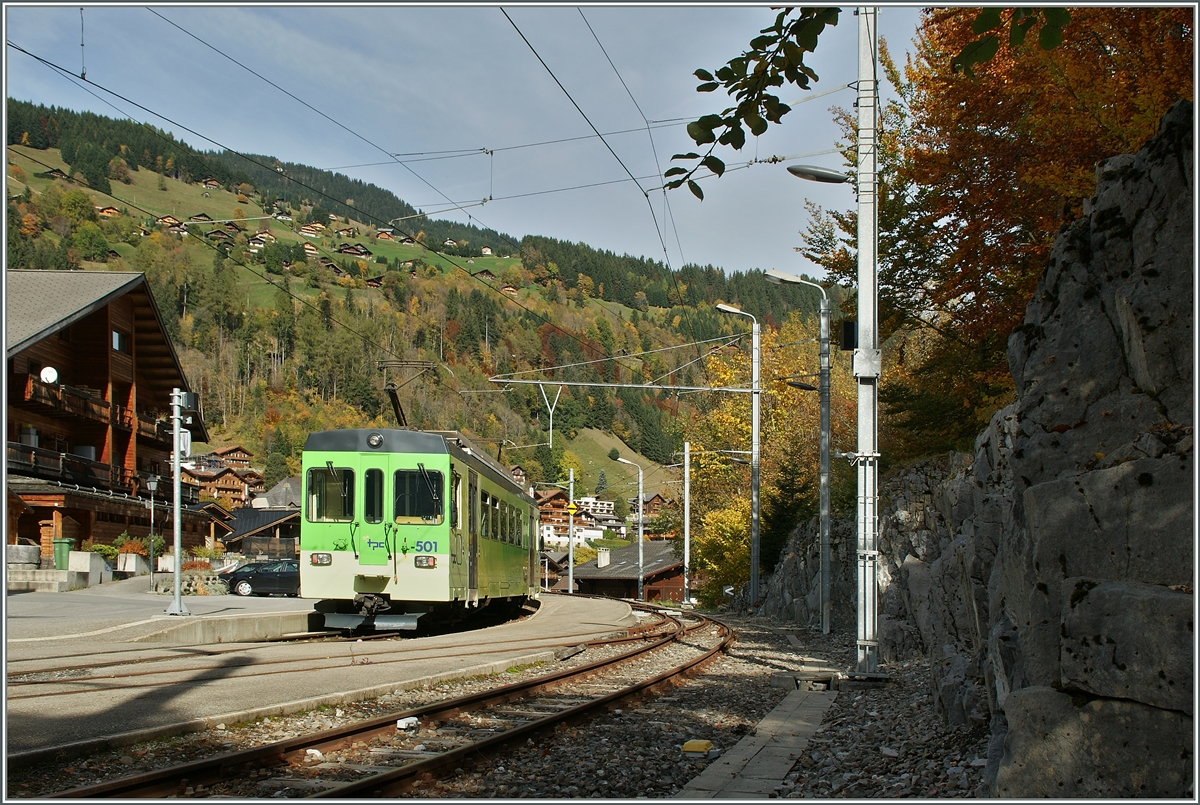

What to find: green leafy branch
left=664, top=7, right=842, bottom=200
left=951, top=7, right=1071, bottom=77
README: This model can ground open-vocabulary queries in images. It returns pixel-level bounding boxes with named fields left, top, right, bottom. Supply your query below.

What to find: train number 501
left=415, top=540, right=438, bottom=553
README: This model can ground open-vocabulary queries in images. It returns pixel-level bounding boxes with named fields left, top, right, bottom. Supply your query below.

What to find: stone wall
left=755, top=100, right=1193, bottom=797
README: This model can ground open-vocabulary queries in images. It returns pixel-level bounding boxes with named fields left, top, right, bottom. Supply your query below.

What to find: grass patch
left=566, top=427, right=673, bottom=500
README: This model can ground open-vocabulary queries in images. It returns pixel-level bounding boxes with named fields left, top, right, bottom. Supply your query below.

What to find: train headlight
left=414, top=555, right=437, bottom=569
left=367, top=432, right=384, bottom=448
left=310, top=553, right=333, bottom=566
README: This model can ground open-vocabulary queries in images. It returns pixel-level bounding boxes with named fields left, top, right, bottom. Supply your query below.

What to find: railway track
left=7, top=606, right=667, bottom=700
left=41, top=606, right=733, bottom=798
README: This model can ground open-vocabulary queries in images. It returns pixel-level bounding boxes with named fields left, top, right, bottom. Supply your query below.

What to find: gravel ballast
left=6, top=615, right=989, bottom=798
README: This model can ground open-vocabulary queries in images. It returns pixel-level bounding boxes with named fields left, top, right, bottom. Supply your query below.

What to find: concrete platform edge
left=6, top=649, right=561, bottom=770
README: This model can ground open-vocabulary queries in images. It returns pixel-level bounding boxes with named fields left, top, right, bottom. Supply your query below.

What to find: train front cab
left=300, top=430, right=459, bottom=630
left=299, top=429, right=538, bottom=631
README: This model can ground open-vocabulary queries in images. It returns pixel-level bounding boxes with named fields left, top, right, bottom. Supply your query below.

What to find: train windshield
left=306, top=467, right=355, bottom=522
left=394, top=468, right=444, bottom=525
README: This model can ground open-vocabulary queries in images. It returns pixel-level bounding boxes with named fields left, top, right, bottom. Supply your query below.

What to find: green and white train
left=299, top=429, right=540, bottom=631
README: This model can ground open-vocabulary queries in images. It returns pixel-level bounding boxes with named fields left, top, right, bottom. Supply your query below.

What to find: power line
left=504, top=7, right=710, bottom=391
left=574, top=8, right=710, bottom=388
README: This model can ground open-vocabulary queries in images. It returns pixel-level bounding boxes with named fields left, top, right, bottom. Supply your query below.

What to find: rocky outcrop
left=757, top=99, right=1193, bottom=797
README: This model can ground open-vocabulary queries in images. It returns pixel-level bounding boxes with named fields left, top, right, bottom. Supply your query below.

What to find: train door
left=528, top=504, right=538, bottom=595
left=467, top=470, right=479, bottom=597
left=359, top=466, right=389, bottom=568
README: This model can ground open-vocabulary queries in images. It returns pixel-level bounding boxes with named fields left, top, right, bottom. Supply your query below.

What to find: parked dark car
left=220, top=559, right=300, bottom=597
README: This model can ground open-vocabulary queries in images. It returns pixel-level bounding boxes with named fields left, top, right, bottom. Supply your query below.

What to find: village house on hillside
left=5, top=270, right=212, bottom=563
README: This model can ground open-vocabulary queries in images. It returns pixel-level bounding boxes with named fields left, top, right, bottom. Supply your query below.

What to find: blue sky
left=5, top=4, right=924, bottom=279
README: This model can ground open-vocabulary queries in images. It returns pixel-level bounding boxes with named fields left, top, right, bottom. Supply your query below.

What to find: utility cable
left=503, top=8, right=708, bottom=393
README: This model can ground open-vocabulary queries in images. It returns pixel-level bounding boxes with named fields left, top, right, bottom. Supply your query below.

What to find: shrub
left=118, top=540, right=148, bottom=556
left=182, top=559, right=212, bottom=571
left=113, top=531, right=148, bottom=555
left=193, top=544, right=226, bottom=560
left=81, top=540, right=119, bottom=560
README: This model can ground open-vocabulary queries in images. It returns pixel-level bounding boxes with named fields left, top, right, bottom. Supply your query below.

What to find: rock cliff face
left=757, top=100, right=1193, bottom=797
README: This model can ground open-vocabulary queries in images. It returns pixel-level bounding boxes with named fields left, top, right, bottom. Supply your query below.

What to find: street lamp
left=714, top=302, right=761, bottom=606
left=786, top=6, right=880, bottom=674
left=765, top=270, right=831, bottom=635
left=146, top=474, right=158, bottom=592
left=614, top=456, right=644, bottom=601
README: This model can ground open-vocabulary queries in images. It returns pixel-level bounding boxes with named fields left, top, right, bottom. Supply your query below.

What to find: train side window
left=490, top=496, right=500, bottom=540
left=515, top=510, right=523, bottom=547
left=500, top=501, right=509, bottom=543
left=364, top=469, right=383, bottom=524
left=394, top=468, right=444, bottom=525
left=449, top=470, right=461, bottom=529
left=306, top=467, right=355, bottom=523
left=480, top=492, right=491, bottom=539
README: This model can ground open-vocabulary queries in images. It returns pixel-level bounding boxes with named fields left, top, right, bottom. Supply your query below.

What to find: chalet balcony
left=6, top=442, right=199, bottom=505
left=11, top=374, right=110, bottom=424
left=11, top=373, right=171, bottom=445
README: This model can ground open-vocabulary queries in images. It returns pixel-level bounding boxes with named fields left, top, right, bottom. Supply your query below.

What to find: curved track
left=46, top=605, right=733, bottom=799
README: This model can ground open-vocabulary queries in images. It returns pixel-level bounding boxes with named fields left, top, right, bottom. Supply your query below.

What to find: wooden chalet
left=207, top=229, right=233, bottom=242
left=96, top=206, right=121, bottom=218
left=38, top=168, right=68, bottom=179
left=201, top=177, right=222, bottom=189
left=480, top=246, right=493, bottom=256
left=376, top=231, right=395, bottom=241
left=443, top=238, right=458, bottom=247
left=571, top=541, right=685, bottom=603
left=398, top=236, right=415, bottom=245
left=6, top=270, right=211, bottom=560
left=474, top=269, right=497, bottom=281
left=179, top=466, right=255, bottom=509
left=501, top=284, right=518, bottom=296
left=302, top=242, right=320, bottom=256
left=208, top=445, right=253, bottom=468
left=630, top=492, right=671, bottom=523
left=188, top=212, right=213, bottom=222
left=365, top=275, right=385, bottom=288
left=155, top=215, right=182, bottom=227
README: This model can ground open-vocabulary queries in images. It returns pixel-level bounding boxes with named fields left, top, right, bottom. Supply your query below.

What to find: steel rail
left=46, top=606, right=714, bottom=799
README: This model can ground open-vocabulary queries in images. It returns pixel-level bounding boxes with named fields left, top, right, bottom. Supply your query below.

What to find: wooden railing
left=6, top=442, right=199, bottom=505
left=13, top=374, right=111, bottom=423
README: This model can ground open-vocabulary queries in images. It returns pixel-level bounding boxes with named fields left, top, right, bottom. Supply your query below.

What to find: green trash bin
left=52, top=538, right=73, bottom=571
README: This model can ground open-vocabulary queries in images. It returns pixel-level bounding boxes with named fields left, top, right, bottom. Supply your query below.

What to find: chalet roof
left=212, top=445, right=253, bottom=458
left=5, top=270, right=208, bottom=441
left=251, top=476, right=300, bottom=509
left=571, top=540, right=680, bottom=581
left=226, top=507, right=299, bottom=541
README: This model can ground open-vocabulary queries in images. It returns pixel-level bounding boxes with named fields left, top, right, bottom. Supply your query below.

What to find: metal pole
left=166, top=389, right=189, bottom=616
left=855, top=6, right=880, bottom=673
left=567, top=468, right=574, bottom=595
left=636, top=466, right=644, bottom=601
left=148, top=478, right=156, bottom=593
left=818, top=298, right=831, bottom=634
left=683, top=441, right=690, bottom=606
left=750, top=318, right=761, bottom=605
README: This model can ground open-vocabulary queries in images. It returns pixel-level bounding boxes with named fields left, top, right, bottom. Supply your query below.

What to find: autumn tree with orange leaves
left=801, top=7, right=1193, bottom=459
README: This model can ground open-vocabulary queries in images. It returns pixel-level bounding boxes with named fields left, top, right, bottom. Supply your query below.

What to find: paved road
left=5, top=582, right=639, bottom=760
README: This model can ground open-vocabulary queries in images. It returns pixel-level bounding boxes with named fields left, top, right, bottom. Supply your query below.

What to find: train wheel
left=234, top=580, right=253, bottom=596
